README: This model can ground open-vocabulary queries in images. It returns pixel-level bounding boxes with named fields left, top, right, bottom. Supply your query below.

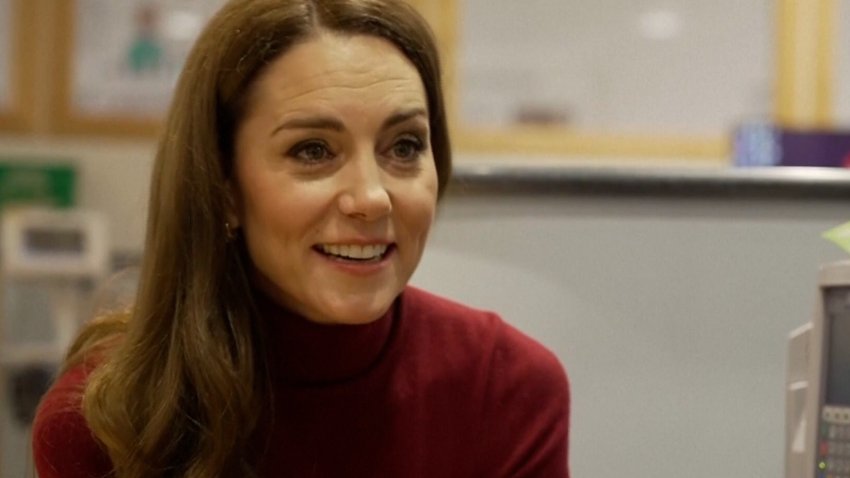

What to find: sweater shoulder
left=400, top=287, right=570, bottom=475
left=32, top=366, right=112, bottom=478
left=399, top=286, right=503, bottom=345
left=401, top=286, right=501, bottom=328
left=400, top=286, right=567, bottom=380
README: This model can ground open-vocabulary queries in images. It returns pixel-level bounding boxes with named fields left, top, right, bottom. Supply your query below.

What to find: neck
left=255, top=291, right=398, bottom=385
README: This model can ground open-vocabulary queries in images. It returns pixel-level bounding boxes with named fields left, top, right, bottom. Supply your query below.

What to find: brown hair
left=60, top=1, right=450, bottom=476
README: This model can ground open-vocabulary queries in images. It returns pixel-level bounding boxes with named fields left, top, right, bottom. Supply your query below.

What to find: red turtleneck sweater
left=33, top=287, right=570, bottom=477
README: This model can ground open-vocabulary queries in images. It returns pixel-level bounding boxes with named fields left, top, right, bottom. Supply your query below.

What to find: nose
left=337, top=155, right=392, bottom=221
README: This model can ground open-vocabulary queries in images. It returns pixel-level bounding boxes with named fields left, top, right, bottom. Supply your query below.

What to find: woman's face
left=230, top=33, right=439, bottom=325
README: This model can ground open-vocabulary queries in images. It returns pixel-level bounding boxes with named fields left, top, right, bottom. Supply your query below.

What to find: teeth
left=321, top=244, right=388, bottom=260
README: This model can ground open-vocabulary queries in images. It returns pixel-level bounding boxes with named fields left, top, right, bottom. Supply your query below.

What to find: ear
left=224, top=179, right=241, bottom=229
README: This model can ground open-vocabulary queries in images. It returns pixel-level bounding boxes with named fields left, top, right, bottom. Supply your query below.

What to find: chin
left=317, top=290, right=399, bottom=325
left=328, top=313, right=384, bottom=325
left=316, top=307, right=388, bottom=325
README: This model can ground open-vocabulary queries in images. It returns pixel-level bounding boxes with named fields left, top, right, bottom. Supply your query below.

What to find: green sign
left=0, top=161, right=76, bottom=208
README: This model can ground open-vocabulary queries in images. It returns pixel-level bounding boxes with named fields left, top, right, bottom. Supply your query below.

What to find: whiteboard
left=459, top=0, right=774, bottom=134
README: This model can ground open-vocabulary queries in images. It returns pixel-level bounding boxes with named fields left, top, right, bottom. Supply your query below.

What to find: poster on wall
left=57, top=0, right=226, bottom=134
left=0, top=0, right=13, bottom=111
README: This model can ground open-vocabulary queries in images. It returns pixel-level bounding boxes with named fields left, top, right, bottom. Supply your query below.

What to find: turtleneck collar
left=256, top=292, right=398, bottom=386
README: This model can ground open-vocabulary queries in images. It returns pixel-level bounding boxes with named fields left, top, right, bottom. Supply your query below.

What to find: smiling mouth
left=315, top=243, right=394, bottom=262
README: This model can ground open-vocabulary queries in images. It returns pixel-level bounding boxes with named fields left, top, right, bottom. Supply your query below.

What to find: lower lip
left=314, top=246, right=395, bottom=276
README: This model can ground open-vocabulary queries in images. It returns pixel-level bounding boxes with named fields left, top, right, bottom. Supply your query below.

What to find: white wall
left=412, top=193, right=848, bottom=478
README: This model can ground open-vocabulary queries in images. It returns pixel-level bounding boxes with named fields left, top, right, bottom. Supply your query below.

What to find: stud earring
left=225, top=222, right=236, bottom=242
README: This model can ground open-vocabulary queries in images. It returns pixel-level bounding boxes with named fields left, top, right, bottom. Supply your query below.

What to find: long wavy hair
left=55, top=1, right=451, bottom=476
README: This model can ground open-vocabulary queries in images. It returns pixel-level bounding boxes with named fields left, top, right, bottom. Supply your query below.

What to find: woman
left=32, top=1, right=570, bottom=477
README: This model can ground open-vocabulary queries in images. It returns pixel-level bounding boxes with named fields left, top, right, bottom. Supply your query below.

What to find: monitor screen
left=825, top=286, right=850, bottom=405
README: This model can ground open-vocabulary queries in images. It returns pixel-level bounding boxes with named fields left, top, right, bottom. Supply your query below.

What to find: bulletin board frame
left=410, top=0, right=728, bottom=161
left=411, top=0, right=833, bottom=162
left=51, top=0, right=164, bottom=136
left=0, top=0, right=37, bottom=133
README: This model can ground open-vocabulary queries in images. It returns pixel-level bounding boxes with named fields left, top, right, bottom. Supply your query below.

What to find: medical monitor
left=786, top=261, right=850, bottom=478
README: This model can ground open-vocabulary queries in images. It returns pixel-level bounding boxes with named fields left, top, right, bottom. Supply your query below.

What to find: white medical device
left=0, top=207, right=109, bottom=362
left=0, top=207, right=109, bottom=477
left=786, top=261, right=850, bottom=478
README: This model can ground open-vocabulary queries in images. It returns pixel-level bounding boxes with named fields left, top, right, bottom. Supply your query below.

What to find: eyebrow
left=381, top=108, right=428, bottom=130
left=270, top=107, right=428, bottom=137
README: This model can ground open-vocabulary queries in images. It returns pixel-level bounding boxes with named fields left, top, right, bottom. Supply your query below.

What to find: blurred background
left=1, top=0, right=850, bottom=477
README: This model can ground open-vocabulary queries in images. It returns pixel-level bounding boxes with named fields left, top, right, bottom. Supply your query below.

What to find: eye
left=389, top=135, right=426, bottom=162
left=288, top=140, right=334, bottom=164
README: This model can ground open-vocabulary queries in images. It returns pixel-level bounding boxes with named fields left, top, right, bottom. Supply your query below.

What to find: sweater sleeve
left=31, top=365, right=113, bottom=478
left=479, top=317, right=571, bottom=478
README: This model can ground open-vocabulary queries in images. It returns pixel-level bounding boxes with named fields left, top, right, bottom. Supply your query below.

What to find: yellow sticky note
left=823, top=221, right=850, bottom=255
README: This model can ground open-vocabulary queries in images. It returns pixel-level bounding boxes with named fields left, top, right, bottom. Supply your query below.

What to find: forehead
left=246, top=33, right=427, bottom=115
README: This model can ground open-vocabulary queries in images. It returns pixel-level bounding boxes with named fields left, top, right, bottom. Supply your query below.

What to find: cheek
left=395, top=179, right=439, bottom=239
left=417, top=166, right=440, bottom=225
left=237, top=179, right=316, bottom=259
left=238, top=167, right=321, bottom=225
